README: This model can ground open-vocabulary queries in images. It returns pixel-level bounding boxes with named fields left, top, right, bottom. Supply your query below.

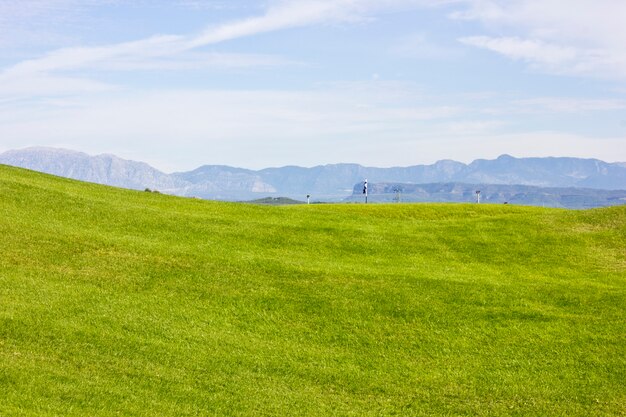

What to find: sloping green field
left=0, top=164, right=624, bottom=416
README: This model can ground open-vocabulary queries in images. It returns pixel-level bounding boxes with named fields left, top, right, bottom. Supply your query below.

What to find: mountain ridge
left=349, top=181, right=626, bottom=209
left=1, top=147, right=625, bottom=204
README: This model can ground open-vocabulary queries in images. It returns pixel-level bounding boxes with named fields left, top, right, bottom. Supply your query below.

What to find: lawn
left=0, top=164, right=624, bottom=416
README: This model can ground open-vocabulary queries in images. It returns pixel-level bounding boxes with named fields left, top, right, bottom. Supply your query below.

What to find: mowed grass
left=0, top=164, right=624, bottom=417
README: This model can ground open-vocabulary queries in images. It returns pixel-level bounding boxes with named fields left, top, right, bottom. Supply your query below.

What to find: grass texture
left=0, top=164, right=624, bottom=416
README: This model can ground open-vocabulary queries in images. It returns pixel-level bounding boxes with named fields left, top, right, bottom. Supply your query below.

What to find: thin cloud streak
left=456, top=0, right=626, bottom=78
left=0, top=0, right=429, bottom=88
left=460, top=35, right=626, bottom=79
left=0, top=1, right=361, bottom=99
left=511, top=98, right=626, bottom=113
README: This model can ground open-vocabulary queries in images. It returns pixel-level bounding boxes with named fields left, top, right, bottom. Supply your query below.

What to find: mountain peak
left=496, top=154, right=516, bottom=160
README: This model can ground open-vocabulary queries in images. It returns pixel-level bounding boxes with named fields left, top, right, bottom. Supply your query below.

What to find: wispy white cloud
left=0, top=0, right=437, bottom=99
left=455, top=0, right=626, bottom=79
left=188, top=3, right=334, bottom=48
left=473, top=95, right=626, bottom=118
left=439, top=120, right=506, bottom=135
left=454, top=0, right=626, bottom=47
left=511, top=97, right=626, bottom=113
left=459, top=36, right=577, bottom=66
left=173, top=1, right=250, bottom=11
left=8, top=0, right=623, bottom=97
left=449, top=131, right=626, bottom=163
left=0, top=75, right=115, bottom=98
left=391, top=33, right=465, bottom=60
left=5, top=0, right=453, bottom=66
left=3, top=35, right=186, bottom=76
left=186, top=0, right=443, bottom=47
left=6, top=0, right=625, bottom=97
left=100, top=52, right=297, bottom=72
left=460, top=35, right=626, bottom=78
left=0, top=34, right=187, bottom=99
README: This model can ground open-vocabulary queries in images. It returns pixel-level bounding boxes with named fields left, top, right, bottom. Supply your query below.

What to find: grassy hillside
left=1, top=164, right=624, bottom=416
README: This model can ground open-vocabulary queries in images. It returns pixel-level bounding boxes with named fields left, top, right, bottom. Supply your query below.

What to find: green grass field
left=1, top=164, right=624, bottom=416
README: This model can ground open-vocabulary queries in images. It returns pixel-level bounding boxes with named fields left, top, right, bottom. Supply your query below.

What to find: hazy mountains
left=1, top=147, right=625, bottom=205
left=0, top=147, right=185, bottom=193
left=348, top=182, right=626, bottom=209
left=174, top=153, right=626, bottom=201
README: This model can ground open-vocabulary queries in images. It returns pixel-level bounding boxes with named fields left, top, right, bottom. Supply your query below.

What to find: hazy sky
left=1, top=0, right=625, bottom=171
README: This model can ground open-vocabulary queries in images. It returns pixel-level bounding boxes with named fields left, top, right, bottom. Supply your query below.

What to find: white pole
left=363, top=179, right=368, bottom=204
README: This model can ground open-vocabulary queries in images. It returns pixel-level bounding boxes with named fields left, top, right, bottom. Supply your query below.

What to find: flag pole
left=363, top=179, right=368, bottom=204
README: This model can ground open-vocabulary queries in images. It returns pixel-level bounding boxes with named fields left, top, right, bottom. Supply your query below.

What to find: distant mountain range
left=0, top=147, right=184, bottom=192
left=348, top=182, right=626, bottom=209
left=1, top=147, right=625, bottom=208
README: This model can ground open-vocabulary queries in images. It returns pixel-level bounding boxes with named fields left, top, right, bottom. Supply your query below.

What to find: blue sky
left=1, top=0, right=625, bottom=171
